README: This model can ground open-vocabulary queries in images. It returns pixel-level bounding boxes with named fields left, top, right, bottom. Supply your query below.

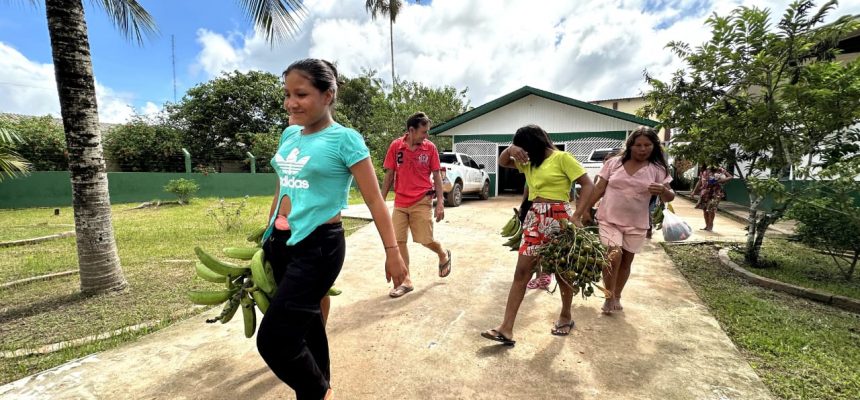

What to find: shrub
left=247, top=129, right=280, bottom=173
left=103, top=118, right=185, bottom=172
left=788, top=197, right=860, bottom=281
left=164, top=178, right=200, bottom=204
left=0, top=115, right=67, bottom=171
left=787, top=161, right=860, bottom=281
left=207, top=196, right=253, bottom=231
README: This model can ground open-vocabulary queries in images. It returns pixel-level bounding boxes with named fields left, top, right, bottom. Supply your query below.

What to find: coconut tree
left=366, top=0, right=402, bottom=85
left=15, top=0, right=304, bottom=295
left=0, top=128, right=31, bottom=182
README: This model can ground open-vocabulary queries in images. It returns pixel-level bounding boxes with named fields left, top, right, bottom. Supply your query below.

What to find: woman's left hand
left=647, top=183, right=666, bottom=195
left=569, top=215, right=584, bottom=228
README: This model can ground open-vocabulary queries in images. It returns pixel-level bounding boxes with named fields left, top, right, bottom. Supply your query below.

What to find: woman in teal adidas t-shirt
left=256, top=58, right=407, bottom=400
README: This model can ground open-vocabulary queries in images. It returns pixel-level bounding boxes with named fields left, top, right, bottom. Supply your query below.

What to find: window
left=612, top=102, right=619, bottom=110
left=440, top=153, right=458, bottom=164
left=588, top=147, right=622, bottom=162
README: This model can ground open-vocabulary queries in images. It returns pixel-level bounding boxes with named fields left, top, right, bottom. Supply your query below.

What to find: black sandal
left=481, top=329, right=515, bottom=346
left=551, top=321, right=575, bottom=336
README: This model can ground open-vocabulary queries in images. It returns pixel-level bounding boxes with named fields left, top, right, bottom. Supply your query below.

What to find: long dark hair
left=283, top=58, right=339, bottom=106
left=620, top=126, right=668, bottom=174
left=512, top=124, right=557, bottom=168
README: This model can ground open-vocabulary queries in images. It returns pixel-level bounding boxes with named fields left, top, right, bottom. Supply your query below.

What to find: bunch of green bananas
left=189, top=244, right=275, bottom=338
left=188, top=224, right=342, bottom=338
left=500, top=208, right=523, bottom=251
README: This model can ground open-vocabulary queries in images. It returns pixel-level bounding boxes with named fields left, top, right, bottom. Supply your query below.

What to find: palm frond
left=0, top=128, right=31, bottom=181
left=365, top=0, right=386, bottom=20
left=237, top=0, right=306, bottom=45
left=366, top=0, right=402, bottom=22
left=389, top=0, right=402, bottom=23
left=91, top=0, right=158, bottom=45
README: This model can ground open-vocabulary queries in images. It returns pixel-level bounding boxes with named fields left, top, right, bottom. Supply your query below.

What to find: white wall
left=439, top=95, right=644, bottom=136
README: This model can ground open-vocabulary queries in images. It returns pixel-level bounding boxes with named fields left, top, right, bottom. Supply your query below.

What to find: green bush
left=164, top=178, right=200, bottom=204
left=0, top=115, right=67, bottom=171
left=104, top=118, right=185, bottom=172
left=787, top=160, right=860, bottom=281
left=246, top=128, right=281, bottom=173
left=787, top=197, right=860, bottom=281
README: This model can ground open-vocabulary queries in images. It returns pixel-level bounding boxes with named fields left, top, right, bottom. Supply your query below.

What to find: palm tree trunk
left=45, top=0, right=127, bottom=295
left=389, top=16, right=395, bottom=86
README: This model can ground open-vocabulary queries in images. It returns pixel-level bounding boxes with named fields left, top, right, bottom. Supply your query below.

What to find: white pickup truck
left=439, top=152, right=491, bottom=207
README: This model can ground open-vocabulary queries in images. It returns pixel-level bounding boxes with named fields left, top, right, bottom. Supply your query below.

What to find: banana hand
left=195, top=247, right=249, bottom=278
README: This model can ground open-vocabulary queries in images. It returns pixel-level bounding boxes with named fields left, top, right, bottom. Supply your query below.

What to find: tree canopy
left=641, top=0, right=860, bottom=264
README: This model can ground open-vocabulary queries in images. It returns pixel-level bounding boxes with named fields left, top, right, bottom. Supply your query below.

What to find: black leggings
left=257, top=223, right=345, bottom=400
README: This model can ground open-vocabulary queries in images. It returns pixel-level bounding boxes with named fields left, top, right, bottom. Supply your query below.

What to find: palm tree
left=0, top=128, right=31, bottom=182
left=17, top=0, right=305, bottom=295
left=365, top=0, right=402, bottom=86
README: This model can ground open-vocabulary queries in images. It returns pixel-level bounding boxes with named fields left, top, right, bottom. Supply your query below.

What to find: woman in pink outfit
left=582, top=127, right=675, bottom=314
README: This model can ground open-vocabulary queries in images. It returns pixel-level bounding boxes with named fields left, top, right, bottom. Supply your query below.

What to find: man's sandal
left=439, top=249, right=452, bottom=278
left=550, top=320, right=575, bottom=336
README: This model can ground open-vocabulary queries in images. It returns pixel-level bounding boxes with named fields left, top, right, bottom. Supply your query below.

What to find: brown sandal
left=439, top=250, right=452, bottom=278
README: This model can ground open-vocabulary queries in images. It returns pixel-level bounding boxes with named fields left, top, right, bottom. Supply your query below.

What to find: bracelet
left=384, top=245, right=399, bottom=250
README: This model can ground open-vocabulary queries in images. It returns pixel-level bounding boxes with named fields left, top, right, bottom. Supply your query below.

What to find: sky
left=1, top=0, right=858, bottom=123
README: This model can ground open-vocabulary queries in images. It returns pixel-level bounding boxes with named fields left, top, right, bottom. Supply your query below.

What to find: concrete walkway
left=1, top=196, right=772, bottom=400
left=676, top=192, right=796, bottom=236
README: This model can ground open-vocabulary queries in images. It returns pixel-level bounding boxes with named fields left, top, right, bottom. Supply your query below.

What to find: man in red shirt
left=381, top=112, right=452, bottom=298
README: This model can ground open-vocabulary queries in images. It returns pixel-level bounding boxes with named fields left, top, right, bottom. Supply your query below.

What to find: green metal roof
left=430, top=86, right=659, bottom=136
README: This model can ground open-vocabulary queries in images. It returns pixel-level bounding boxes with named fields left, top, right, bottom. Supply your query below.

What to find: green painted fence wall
left=710, top=179, right=858, bottom=210
left=0, top=172, right=279, bottom=209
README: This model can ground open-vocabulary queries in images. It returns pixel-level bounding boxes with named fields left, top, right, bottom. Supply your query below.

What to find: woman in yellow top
left=482, top=125, right=595, bottom=345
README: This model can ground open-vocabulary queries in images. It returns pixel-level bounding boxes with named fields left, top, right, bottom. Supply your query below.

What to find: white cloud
left=0, top=41, right=150, bottom=123
left=190, top=0, right=860, bottom=107
left=141, top=101, right=161, bottom=116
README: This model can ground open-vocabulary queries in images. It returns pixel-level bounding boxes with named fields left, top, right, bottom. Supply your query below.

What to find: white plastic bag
left=661, top=209, right=692, bottom=242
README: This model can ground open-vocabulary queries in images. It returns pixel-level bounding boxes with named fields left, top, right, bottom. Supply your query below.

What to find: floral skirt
left=519, top=202, right=573, bottom=256
left=695, top=187, right=722, bottom=212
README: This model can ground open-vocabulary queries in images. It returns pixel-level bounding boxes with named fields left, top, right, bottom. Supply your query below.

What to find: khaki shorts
left=392, top=196, right=434, bottom=244
left=599, top=221, right=647, bottom=254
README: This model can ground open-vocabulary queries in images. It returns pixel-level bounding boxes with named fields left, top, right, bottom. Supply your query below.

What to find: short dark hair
left=512, top=124, right=557, bottom=168
left=283, top=58, right=339, bottom=105
left=406, top=112, right=431, bottom=130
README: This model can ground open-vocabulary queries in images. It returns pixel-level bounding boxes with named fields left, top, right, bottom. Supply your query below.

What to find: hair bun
left=322, top=59, right=338, bottom=81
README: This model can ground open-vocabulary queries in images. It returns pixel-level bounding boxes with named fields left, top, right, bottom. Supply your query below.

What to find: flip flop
left=551, top=320, right=575, bottom=336
left=481, top=329, right=515, bottom=346
left=527, top=273, right=552, bottom=290
left=438, top=249, right=452, bottom=278
left=388, top=284, right=414, bottom=298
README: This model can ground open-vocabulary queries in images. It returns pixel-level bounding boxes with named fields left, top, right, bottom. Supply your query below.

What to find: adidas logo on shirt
left=275, top=149, right=311, bottom=189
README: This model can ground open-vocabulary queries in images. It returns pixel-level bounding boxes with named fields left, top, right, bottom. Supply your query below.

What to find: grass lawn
left=727, top=238, right=860, bottom=300
left=0, top=222, right=74, bottom=242
left=0, top=195, right=369, bottom=385
left=666, top=243, right=860, bottom=400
